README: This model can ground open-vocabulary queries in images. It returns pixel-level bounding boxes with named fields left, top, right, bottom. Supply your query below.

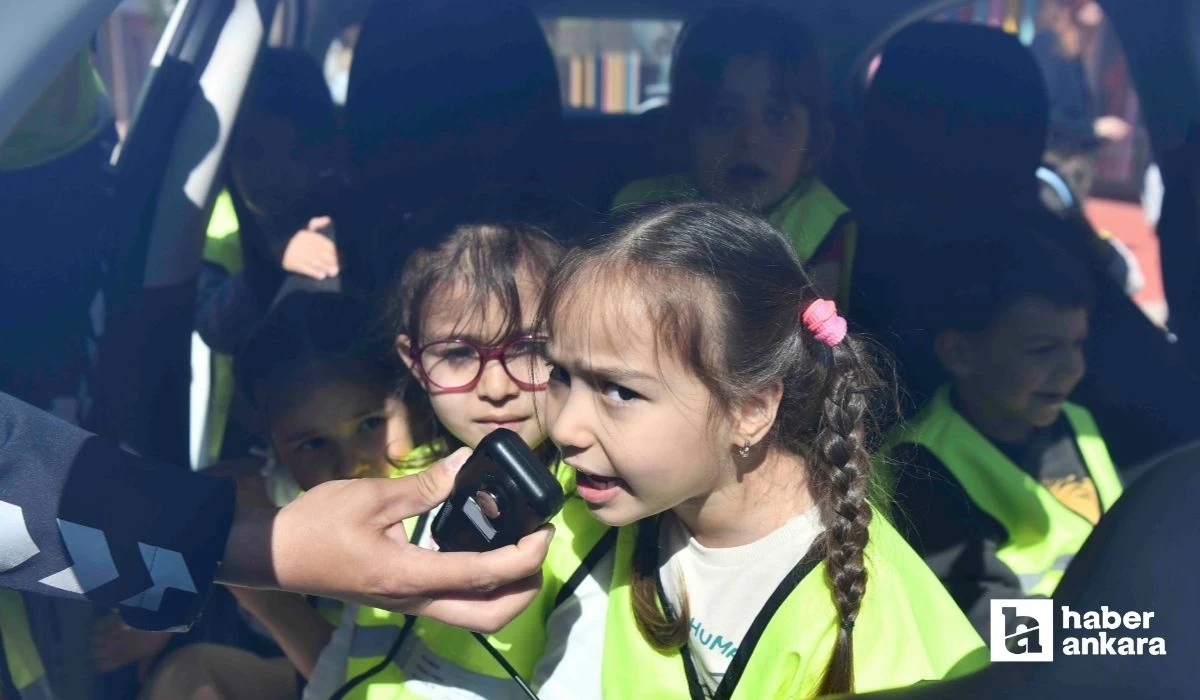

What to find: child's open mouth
left=575, top=470, right=627, bottom=505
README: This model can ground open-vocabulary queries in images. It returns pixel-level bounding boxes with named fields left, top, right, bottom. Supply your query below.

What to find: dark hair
left=237, top=292, right=396, bottom=412
left=239, top=48, right=339, bottom=149
left=935, top=236, right=1096, bottom=335
left=668, top=6, right=831, bottom=164
left=538, top=202, right=886, bottom=695
left=381, top=212, right=565, bottom=448
left=384, top=220, right=564, bottom=350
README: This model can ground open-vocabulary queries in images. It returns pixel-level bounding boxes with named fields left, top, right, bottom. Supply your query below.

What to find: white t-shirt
left=660, top=508, right=825, bottom=693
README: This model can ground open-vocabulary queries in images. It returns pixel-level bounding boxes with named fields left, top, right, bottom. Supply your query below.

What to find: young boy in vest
left=888, top=234, right=1124, bottom=634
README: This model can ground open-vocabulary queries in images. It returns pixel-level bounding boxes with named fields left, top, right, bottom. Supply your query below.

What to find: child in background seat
left=887, top=235, right=1124, bottom=634
left=613, top=6, right=856, bottom=305
left=141, top=291, right=419, bottom=700
left=307, top=214, right=611, bottom=700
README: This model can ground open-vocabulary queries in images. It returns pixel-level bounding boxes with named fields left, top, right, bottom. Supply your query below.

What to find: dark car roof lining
left=308, top=0, right=963, bottom=102
left=309, top=0, right=1196, bottom=130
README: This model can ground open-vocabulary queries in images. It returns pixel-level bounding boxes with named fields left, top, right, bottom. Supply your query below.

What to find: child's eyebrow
left=423, top=328, right=539, bottom=345
left=283, top=428, right=318, bottom=443
left=546, top=351, right=658, bottom=386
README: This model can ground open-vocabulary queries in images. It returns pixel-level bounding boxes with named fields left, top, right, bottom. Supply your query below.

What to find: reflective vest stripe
left=0, top=591, right=54, bottom=700
left=18, top=675, right=55, bottom=700
left=1017, top=553, right=1076, bottom=594
left=893, top=385, right=1123, bottom=596
left=348, top=622, right=400, bottom=659
left=196, top=189, right=244, bottom=464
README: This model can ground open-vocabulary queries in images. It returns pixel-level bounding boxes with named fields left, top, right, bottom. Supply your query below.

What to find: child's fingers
left=312, top=247, right=339, bottom=272
left=293, top=261, right=329, bottom=280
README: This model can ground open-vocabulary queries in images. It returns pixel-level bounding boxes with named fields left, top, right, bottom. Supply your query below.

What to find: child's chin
left=583, top=502, right=638, bottom=527
left=1028, top=406, right=1066, bottom=428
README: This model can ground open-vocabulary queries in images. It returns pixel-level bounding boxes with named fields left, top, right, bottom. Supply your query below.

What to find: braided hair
left=538, top=202, right=886, bottom=694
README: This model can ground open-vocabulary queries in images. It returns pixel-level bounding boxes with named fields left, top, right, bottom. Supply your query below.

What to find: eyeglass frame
left=409, top=333, right=551, bottom=393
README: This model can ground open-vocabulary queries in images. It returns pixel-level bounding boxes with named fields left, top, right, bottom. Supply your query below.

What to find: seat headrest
left=862, top=22, right=1049, bottom=199
left=344, top=0, right=562, bottom=194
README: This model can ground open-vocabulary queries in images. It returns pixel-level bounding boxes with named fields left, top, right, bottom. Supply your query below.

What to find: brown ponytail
left=811, top=342, right=875, bottom=695
left=630, top=518, right=690, bottom=650
left=537, top=202, right=891, bottom=690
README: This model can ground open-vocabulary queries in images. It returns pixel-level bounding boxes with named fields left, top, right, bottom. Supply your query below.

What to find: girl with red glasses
left=302, top=215, right=612, bottom=700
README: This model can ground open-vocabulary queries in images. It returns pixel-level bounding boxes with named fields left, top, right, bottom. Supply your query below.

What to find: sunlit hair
left=537, top=202, right=889, bottom=695
left=379, top=213, right=564, bottom=450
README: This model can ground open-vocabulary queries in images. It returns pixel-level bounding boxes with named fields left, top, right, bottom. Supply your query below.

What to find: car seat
left=340, top=0, right=568, bottom=290
left=344, top=0, right=562, bottom=207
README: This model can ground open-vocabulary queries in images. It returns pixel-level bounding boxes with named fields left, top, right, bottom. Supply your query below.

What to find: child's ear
left=396, top=334, right=416, bottom=369
left=733, top=379, right=784, bottom=451
left=395, top=334, right=428, bottom=390
left=934, top=330, right=975, bottom=380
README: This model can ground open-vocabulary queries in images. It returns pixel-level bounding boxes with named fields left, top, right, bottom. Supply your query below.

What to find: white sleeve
left=532, top=550, right=614, bottom=700
left=302, top=602, right=358, bottom=700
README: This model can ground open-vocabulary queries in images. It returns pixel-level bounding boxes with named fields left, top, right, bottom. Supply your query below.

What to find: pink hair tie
left=801, top=299, right=847, bottom=347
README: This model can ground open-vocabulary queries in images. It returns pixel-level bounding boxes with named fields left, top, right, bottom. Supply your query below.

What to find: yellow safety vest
left=612, top=175, right=857, bottom=306
left=340, top=455, right=613, bottom=698
left=0, top=50, right=109, bottom=171
left=600, top=509, right=988, bottom=699
left=198, top=190, right=244, bottom=464
left=0, top=591, right=55, bottom=700
left=891, top=385, right=1124, bottom=596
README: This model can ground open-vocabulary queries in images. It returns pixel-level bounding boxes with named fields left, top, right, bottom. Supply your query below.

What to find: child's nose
left=476, top=358, right=519, bottom=401
left=548, top=386, right=593, bottom=454
left=736, top=116, right=766, bottom=147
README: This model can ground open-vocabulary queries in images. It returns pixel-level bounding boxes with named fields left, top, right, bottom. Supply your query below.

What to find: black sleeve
left=195, top=262, right=269, bottom=354
left=0, top=392, right=236, bottom=631
left=890, top=444, right=1027, bottom=634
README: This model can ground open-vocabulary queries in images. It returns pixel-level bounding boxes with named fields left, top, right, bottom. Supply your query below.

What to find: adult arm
left=218, top=451, right=555, bottom=633
left=0, top=390, right=234, bottom=631
left=0, top=394, right=553, bottom=633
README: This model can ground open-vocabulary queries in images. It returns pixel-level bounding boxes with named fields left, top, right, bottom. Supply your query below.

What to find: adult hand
left=218, top=449, right=554, bottom=633
left=89, top=611, right=171, bottom=676
left=1095, top=115, right=1131, bottom=142
left=281, top=217, right=340, bottom=280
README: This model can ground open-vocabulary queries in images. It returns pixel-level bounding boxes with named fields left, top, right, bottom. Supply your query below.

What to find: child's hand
left=1094, top=116, right=1131, bottom=142
left=282, top=217, right=340, bottom=280
left=89, top=612, right=171, bottom=676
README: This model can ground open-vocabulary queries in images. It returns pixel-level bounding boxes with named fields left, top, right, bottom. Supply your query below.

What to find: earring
left=738, top=440, right=751, bottom=458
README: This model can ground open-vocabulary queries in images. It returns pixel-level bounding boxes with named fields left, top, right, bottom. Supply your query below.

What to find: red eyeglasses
left=410, top=334, right=551, bottom=392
